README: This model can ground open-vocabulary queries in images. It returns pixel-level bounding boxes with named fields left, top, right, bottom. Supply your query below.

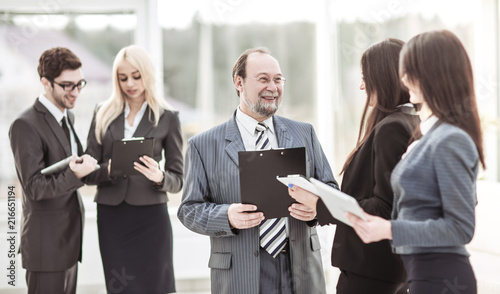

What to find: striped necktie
left=255, top=122, right=287, bottom=258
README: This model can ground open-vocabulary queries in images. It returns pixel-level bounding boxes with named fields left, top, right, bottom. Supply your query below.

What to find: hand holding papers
left=276, top=175, right=366, bottom=226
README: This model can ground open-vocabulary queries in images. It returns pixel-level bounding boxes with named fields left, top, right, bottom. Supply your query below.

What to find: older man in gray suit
left=178, top=47, right=338, bottom=294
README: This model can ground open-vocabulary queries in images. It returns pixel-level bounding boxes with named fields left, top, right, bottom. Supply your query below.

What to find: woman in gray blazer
left=85, top=45, right=183, bottom=293
left=348, top=30, right=485, bottom=294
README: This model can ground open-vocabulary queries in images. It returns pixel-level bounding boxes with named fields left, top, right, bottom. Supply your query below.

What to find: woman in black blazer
left=289, top=39, right=418, bottom=293
left=85, top=45, right=183, bottom=293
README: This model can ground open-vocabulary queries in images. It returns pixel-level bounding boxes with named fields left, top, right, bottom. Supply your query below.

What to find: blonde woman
left=85, top=45, right=183, bottom=293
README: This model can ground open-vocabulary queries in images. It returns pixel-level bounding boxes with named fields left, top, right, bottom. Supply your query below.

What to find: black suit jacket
left=317, top=110, right=419, bottom=283
left=84, top=106, right=183, bottom=205
left=9, top=99, right=85, bottom=272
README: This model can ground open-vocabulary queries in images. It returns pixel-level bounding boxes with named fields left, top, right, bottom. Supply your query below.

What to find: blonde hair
left=94, top=45, right=172, bottom=144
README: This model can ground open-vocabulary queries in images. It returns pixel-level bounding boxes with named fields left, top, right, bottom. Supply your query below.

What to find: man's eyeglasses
left=251, top=76, right=286, bottom=86
left=51, top=79, right=87, bottom=92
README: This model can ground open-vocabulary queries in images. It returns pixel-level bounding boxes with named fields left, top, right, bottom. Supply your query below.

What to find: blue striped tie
left=256, top=122, right=287, bottom=258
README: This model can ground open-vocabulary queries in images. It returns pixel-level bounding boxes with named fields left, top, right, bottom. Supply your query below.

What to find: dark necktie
left=256, top=122, right=287, bottom=258
left=61, top=117, right=71, bottom=145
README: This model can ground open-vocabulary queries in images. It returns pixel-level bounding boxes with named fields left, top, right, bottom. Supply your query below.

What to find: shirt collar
left=124, top=101, right=148, bottom=118
left=420, top=115, right=439, bottom=136
left=397, top=102, right=414, bottom=108
left=397, top=103, right=417, bottom=115
left=236, top=107, right=275, bottom=135
left=38, top=93, right=67, bottom=123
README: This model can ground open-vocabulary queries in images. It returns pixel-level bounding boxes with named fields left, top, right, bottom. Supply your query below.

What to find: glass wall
left=1, top=0, right=498, bottom=188
left=328, top=0, right=499, bottom=180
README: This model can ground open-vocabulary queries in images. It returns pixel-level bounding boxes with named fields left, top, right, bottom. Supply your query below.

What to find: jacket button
left=254, top=250, right=259, bottom=257
left=123, top=175, right=128, bottom=179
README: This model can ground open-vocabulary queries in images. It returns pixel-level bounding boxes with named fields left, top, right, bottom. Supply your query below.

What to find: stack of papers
left=276, top=175, right=366, bottom=226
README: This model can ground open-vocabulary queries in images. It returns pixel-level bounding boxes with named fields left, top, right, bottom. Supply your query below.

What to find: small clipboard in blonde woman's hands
left=276, top=175, right=366, bottom=226
left=110, top=137, right=154, bottom=177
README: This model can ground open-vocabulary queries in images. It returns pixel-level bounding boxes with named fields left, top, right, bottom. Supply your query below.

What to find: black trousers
left=260, top=246, right=293, bottom=294
left=401, top=253, right=476, bottom=294
left=26, top=263, right=78, bottom=294
left=336, top=269, right=408, bottom=294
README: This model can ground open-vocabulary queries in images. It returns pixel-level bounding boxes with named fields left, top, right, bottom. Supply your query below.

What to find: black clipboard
left=110, top=137, right=154, bottom=177
left=238, top=147, right=306, bottom=218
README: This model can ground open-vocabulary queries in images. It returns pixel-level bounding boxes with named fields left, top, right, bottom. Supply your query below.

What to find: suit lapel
left=224, top=114, right=294, bottom=166
left=133, top=107, right=154, bottom=138
left=107, top=107, right=155, bottom=141
left=34, top=100, right=71, bottom=156
left=108, top=113, right=125, bottom=141
left=405, top=120, right=443, bottom=160
left=225, top=113, right=245, bottom=166
left=274, top=116, right=293, bottom=148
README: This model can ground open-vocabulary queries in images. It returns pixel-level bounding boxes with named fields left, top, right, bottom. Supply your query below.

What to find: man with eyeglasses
left=9, top=47, right=97, bottom=294
left=178, top=47, right=338, bottom=294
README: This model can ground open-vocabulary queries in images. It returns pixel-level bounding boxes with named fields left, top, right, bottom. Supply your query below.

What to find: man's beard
left=51, top=87, right=74, bottom=110
left=241, top=90, right=281, bottom=118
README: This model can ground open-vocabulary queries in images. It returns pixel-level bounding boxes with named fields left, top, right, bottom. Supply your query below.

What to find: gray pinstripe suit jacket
left=178, top=111, right=337, bottom=294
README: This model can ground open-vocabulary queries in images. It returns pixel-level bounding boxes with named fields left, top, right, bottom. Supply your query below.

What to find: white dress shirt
left=402, top=115, right=439, bottom=159
left=235, top=107, right=278, bottom=150
left=124, top=101, right=148, bottom=139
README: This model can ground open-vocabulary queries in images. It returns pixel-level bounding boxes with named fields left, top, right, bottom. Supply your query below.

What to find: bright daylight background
left=0, top=0, right=499, bottom=293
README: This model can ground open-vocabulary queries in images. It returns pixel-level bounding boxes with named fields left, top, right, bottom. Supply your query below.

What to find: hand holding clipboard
left=110, top=137, right=154, bottom=177
left=238, top=147, right=306, bottom=219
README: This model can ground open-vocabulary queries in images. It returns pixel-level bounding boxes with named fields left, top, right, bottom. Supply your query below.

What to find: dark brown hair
left=37, top=47, right=82, bottom=81
left=232, top=47, right=271, bottom=97
left=342, top=38, right=410, bottom=174
left=399, top=30, right=485, bottom=167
